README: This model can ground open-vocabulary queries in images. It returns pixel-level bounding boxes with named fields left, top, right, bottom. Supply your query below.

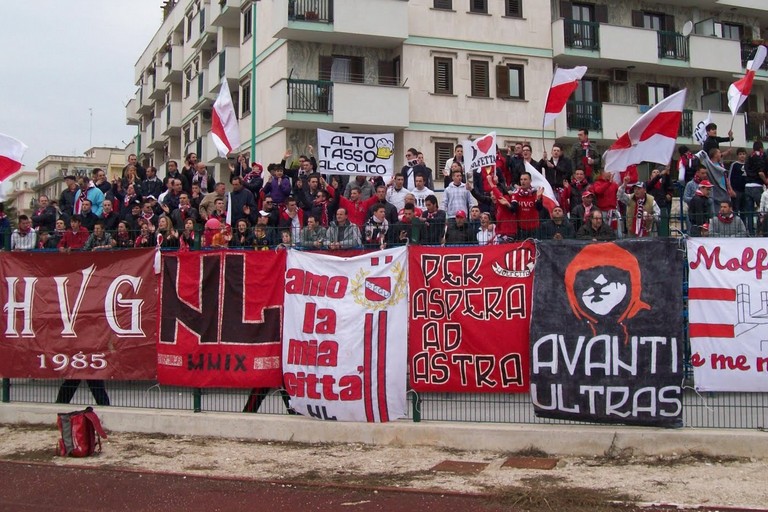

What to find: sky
left=0, top=1, right=164, bottom=170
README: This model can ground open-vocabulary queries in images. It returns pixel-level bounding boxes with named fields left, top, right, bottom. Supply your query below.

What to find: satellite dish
left=682, top=21, right=693, bottom=37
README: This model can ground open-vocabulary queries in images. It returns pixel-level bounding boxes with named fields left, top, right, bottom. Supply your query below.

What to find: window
left=242, top=5, right=253, bottom=41
left=722, top=23, right=742, bottom=41
left=631, top=11, right=673, bottom=31
left=434, top=57, right=453, bottom=94
left=434, top=142, right=454, bottom=180
left=184, top=67, right=193, bottom=98
left=496, top=64, right=524, bottom=99
left=505, top=0, right=522, bottom=18
left=433, top=0, right=452, bottom=9
left=637, top=83, right=670, bottom=106
left=470, top=60, right=490, bottom=98
left=319, top=55, right=364, bottom=83
left=183, top=125, right=191, bottom=145
left=378, top=59, right=399, bottom=86
left=185, top=11, right=193, bottom=42
left=643, top=13, right=662, bottom=30
left=469, top=0, right=487, bottom=14
left=240, top=78, right=251, bottom=117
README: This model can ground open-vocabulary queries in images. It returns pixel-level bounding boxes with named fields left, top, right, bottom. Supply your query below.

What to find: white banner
left=283, top=247, right=408, bottom=421
left=693, top=110, right=711, bottom=147
left=687, top=238, right=768, bottom=392
left=461, top=131, right=497, bottom=175
left=317, top=129, right=395, bottom=177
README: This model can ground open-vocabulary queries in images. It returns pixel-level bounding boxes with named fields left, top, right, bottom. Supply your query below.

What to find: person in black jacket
left=702, top=123, right=734, bottom=158
left=745, top=140, right=768, bottom=233
left=31, top=195, right=57, bottom=232
left=689, top=180, right=715, bottom=236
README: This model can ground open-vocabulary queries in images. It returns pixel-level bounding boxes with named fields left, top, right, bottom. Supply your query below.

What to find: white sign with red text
left=687, top=238, right=768, bottom=392
left=282, top=247, right=408, bottom=421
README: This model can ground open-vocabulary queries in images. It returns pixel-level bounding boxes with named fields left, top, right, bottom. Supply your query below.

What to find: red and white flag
left=543, top=66, right=587, bottom=127
left=727, top=45, right=767, bottom=116
left=210, top=77, right=241, bottom=157
left=0, top=133, right=27, bottom=181
left=603, top=89, right=687, bottom=174
left=524, top=160, right=559, bottom=213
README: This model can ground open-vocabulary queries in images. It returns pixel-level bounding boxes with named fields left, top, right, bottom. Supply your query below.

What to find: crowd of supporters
left=3, top=125, right=767, bottom=252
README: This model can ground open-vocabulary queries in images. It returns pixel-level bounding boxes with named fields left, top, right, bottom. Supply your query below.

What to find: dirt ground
left=1, top=423, right=766, bottom=511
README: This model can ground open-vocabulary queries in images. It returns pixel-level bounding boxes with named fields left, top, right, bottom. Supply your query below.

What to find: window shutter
left=636, top=83, right=649, bottom=105
left=496, top=65, right=509, bottom=98
left=471, top=0, right=487, bottom=14
left=471, top=61, right=489, bottom=97
left=434, top=0, right=452, bottom=9
left=595, top=5, right=608, bottom=24
left=351, top=57, right=364, bottom=83
left=434, top=58, right=452, bottom=94
left=435, top=142, right=454, bottom=175
left=664, top=14, right=675, bottom=32
left=505, top=0, right=522, bottom=17
left=631, top=10, right=643, bottom=28
left=559, top=1, right=571, bottom=19
left=319, top=56, right=332, bottom=81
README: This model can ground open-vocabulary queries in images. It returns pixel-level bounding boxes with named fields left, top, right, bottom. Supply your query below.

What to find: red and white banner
left=687, top=238, right=768, bottom=392
left=462, top=132, right=497, bottom=176
left=604, top=89, right=687, bottom=174
left=211, top=77, right=241, bottom=157
left=543, top=66, right=587, bottom=127
left=409, top=244, right=534, bottom=393
left=158, top=250, right=284, bottom=388
left=728, top=45, right=766, bottom=116
left=0, top=250, right=157, bottom=379
left=283, top=247, right=408, bottom=421
left=524, top=160, right=559, bottom=213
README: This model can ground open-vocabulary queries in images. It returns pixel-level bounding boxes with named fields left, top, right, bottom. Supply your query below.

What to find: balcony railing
left=679, top=109, right=693, bottom=138
left=287, top=79, right=333, bottom=114
left=288, top=0, right=333, bottom=23
left=566, top=101, right=602, bottom=132
left=741, top=42, right=768, bottom=70
left=564, top=19, right=600, bottom=50
left=746, top=112, right=768, bottom=141
left=657, top=31, right=688, bottom=61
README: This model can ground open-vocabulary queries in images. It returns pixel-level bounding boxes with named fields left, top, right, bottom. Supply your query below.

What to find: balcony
left=273, top=0, right=407, bottom=48
left=564, top=20, right=600, bottom=51
left=126, top=98, right=140, bottom=126
left=137, top=87, right=154, bottom=115
left=192, top=71, right=215, bottom=110
left=160, top=45, right=183, bottom=84
left=554, top=20, right=743, bottom=77
left=746, top=112, right=768, bottom=142
left=657, top=31, right=688, bottom=61
left=161, top=101, right=182, bottom=136
left=741, top=41, right=768, bottom=71
left=556, top=103, right=747, bottom=148
left=147, top=120, right=164, bottom=149
left=207, top=47, right=240, bottom=92
left=192, top=8, right=216, bottom=49
left=273, top=78, right=409, bottom=131
left=210, top=0, right=240, bottom=28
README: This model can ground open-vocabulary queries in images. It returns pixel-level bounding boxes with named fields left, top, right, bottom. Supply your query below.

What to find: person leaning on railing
left=324, top=207, right=362, bottom=250
left=577, top=209, right=615, bottom=241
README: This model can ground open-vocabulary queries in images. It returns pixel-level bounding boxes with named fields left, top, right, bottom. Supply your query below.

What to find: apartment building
left=35, top=147, right=125, bottom=206
left=2, top=170, right=39, bottom=218
left=127, top=0, right=767, bottom=187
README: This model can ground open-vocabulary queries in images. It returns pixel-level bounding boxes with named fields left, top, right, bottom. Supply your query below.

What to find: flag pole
left=541, top=64, right=559, bottom=157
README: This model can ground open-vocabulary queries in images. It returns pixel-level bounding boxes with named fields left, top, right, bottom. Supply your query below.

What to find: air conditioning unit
left=611, top=69, right=629, bottom=83
left=703, top=77, right=719, bottom=92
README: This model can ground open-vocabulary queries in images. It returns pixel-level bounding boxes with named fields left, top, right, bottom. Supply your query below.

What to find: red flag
left=0, top=133, right=27, bottom=182
left=728, top=45, right=766, bottom=116
left=210, top=77, right=241, bottom=157
left=543, top=66, right=587, bottom=127
left=603, top=89, right=687, bottom=174
left=524, top=161, right=559, bottom=213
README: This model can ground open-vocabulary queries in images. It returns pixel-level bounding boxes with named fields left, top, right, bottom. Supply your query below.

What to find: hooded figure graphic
left=564, top=243, right=650, bottom=341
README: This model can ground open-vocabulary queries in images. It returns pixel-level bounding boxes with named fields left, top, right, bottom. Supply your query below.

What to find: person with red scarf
left=31, top=195, right=56, bottom=232
left=710, top=200, right=748, bottom=237
left=509, top=171, right=544, bottom=239
left=485, top=169, right=517, bottom=242
left=677, top=145, right=699, bottom=183
left=592, top=170, right=621, bottom=236
left=618, top=178, right=659, bottom=238
left=571, top=129, right=601, bottom=180
left=646, top=166, right=673, bottom=236
left=565, top=167, right=590, bottom=215
left=11, top=215, right=36, bottom=251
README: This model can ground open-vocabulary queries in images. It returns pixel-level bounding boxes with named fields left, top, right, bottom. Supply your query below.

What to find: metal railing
left=288, top=0, right=333, bottom=23
left=679, top=109, right=693, bottom=138
left=287, top=78, right=333, bottom=114
left=564, top=19, right=600, bottom=50
left=658, top=30, right=688, bottom=60
left=566, top=100, right=602, bottom=131
left=746, top=111, right=768, bottom=141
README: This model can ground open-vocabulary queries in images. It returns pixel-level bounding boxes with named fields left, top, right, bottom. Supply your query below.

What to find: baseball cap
left=633, top=182, right=645, bottom=188
left=251, top=162, right=263, bottom=172
left=699, top=180, right=714, bottom=188
left=582, top=190, right=594, bottom=198
left=455, top=210, right=467, bottom=218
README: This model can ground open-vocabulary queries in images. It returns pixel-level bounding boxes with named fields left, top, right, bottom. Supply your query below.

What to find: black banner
left=530, top=240, right=684, bottom=427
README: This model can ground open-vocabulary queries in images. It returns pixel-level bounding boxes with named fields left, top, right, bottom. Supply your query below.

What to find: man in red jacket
left=485, top=170, right=516, bottom=241
left=592, top=170, right=621, bottom=236
left=57, top=215, right=90, bottom=252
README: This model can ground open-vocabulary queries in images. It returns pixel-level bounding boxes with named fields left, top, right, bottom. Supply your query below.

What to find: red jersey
left=510, top=187, right=541, bottom=231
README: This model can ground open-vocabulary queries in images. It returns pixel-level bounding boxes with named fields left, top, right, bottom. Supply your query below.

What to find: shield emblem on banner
left=365, top=277, right=391, bottom=302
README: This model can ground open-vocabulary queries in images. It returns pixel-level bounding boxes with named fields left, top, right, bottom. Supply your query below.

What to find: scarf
left=717, top=212, right=734, bottom=224
left=633, top=195, right=647, bottom=237
left=313, top=199, right=329, bottom=226
left=124, top=193, right=136, bottom=207
left=516, top=187, right=535, bottom=198
left=580, top=140, right=593, bottom=175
